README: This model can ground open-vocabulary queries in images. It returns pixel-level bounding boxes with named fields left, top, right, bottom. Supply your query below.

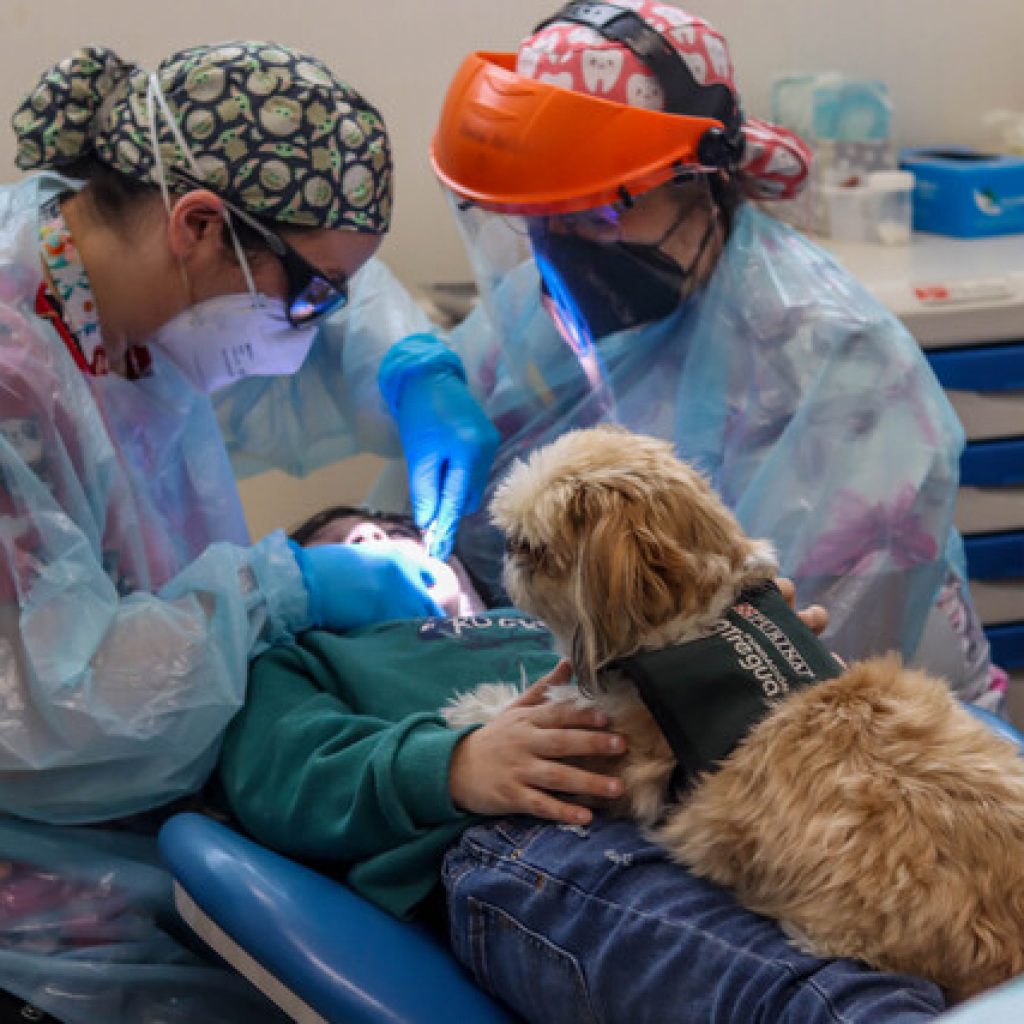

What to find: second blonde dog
left=444, top=424, right=1024, bottom=1003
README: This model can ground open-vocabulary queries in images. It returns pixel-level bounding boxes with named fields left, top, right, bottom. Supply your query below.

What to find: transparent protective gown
left=0, top=817, right=289, bottom=1024
left=0, top=174, right=312, bottom=824
left=449, top=204, right=987, bottom=695
left=0, top=173, right=414, bottom=1020
left=0, top=176, right=423, bottom=825
left=213, top=255, right=429, bottom=480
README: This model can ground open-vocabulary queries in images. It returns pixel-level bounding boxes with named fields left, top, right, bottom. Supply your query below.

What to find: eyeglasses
left=171, top=168, right=349, bottom=327
left=534, top=176, right=714, bottom=246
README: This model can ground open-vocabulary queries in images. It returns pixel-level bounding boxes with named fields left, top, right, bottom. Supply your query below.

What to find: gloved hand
left=379, top=334, right=500, bottom=560
left=291, top=540, right=443, bottom=631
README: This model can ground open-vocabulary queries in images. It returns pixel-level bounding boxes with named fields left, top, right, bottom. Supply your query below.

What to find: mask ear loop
left=653, top=177, right=721, bottom=283
left=145, top=73, right=261, bottom=305
left=673, top=194, right=720, bottom=301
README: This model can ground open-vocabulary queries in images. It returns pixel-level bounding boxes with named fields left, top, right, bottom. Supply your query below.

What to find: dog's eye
left=505, top=534, right=549, bottom=564
left=505, top=535, right=532, bottom=557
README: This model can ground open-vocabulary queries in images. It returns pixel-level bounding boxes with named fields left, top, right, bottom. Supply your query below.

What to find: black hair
left=288, top=505, right=420, bottom=547
left=62, top=155, right=313, bottom=254
left=663, top=169, right=742, bottom=244
left=62, top=156, right=158, bottom=225
left=709, top=171, right=744, bottom=236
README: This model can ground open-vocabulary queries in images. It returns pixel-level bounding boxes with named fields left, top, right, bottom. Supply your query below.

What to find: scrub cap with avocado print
left=12, top=42, right=392, bottom=232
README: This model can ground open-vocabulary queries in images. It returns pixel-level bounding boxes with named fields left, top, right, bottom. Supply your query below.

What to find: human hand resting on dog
left=777, top=577, right=829, bottom=636
left=447, top=583, right=828, bottom=827
left=776, top=577, right=849, bottom=665
left=448, top=660, right=627, bottom=826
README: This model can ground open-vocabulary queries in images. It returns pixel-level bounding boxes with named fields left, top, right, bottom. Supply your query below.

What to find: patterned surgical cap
left=12, top=41, right=392, bottom=231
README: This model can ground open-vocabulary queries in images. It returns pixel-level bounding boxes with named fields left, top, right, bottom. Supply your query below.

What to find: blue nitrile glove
left=379, top=334, right=500, bottom=561
left=290, top=540, right=443, bottom=630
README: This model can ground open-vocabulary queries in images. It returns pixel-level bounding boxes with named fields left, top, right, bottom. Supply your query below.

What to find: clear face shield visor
left=446, top=176, right=718, bottom=360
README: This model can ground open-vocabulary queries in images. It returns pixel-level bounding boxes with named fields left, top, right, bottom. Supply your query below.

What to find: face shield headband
left=533, top=1, right=745, bottom=161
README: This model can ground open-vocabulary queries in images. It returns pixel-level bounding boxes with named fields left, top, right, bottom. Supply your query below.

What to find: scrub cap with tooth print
left=518, top=1, right=812, bottom=201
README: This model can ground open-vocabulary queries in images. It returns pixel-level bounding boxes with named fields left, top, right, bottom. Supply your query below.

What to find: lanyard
left=37, top=195, right=151, bottom=379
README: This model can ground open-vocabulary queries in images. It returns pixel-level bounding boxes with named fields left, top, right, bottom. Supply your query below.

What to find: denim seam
left=493, top=819, right=547, bottom=848
left=442, top=851, right=479, bottom=893
left=801, top=976, right=856, bottom=1024
left=460, top=832, right=851, bottom=1024
left=467, top=895, right=599, bottom=1024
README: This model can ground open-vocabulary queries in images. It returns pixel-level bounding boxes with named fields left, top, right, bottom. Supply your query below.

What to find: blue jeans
left=442, top=816, right=946, bottom=1024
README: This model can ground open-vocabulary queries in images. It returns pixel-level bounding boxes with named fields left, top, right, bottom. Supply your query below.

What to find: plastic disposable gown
left=449, top=204, right=985, bottom=694
left=0, top=173, right=311, bottom=823
left=0, top=173, right=419, bottom=824
left=0, top=173, right=421, bottom=1021
left=213, top=257, right=429, bottom=479
left=0, top=817, right=288, bottom=1024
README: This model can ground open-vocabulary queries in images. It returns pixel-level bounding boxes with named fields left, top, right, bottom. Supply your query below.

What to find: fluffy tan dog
left=448, top=424, right=1024, bottom=1003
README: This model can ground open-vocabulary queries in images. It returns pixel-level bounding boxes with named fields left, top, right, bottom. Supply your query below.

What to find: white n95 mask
left=150, top=293, right=318, bottom=394
left=143, top=73, right=318, bottom=395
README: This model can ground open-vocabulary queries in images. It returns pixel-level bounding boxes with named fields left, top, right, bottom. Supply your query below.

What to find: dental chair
left=940, top=974, right=1024, bottom=1023
left=157, top=813, right=517, bottom=1024
left=158, top=706, right=1024, bottom=1024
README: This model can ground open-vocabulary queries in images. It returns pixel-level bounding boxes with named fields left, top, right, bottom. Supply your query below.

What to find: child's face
left=305, top=514, right=484, bottom=617
left=306, top=514, right=421, bottom=548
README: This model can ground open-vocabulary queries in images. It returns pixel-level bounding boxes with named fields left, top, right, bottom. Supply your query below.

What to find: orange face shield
left=430, top=52, right=729, bottom=216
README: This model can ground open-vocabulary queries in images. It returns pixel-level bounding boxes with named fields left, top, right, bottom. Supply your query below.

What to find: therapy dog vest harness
left=614, top=582, right=843, bottom=786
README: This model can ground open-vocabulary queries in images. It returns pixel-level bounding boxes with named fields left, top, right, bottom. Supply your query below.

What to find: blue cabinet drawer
left=961, top=438, right=1024, bottom=487
left=927, top=341, right=1024, bottom=391
left=986, top=623, right=1024, bottom=669
left=964, top=532, right=1024, bottom=579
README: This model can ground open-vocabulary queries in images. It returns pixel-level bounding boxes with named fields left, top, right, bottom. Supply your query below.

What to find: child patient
left=289, top=504, right=488, bottom=618
left=216, top=505, right=946, bottom=1024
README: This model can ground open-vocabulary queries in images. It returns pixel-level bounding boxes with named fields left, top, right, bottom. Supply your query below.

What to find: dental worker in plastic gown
left=420, top=0, right=1001, bottom=706
left=0, top=40, right=497, bottom=827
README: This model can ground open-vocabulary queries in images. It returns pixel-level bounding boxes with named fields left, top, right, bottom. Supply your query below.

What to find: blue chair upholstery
left=961, top=702, right=1024, bottom=754
left=157, top=813, right=517, bottom=1024
left=939, top=975, right=1024, bottom=1022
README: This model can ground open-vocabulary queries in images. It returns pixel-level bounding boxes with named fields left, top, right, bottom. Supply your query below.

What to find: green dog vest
left=614, top=582, right=843, bottom=786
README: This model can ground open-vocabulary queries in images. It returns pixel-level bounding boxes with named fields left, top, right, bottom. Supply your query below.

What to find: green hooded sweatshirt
left=218, top=611, right=559, bottom=919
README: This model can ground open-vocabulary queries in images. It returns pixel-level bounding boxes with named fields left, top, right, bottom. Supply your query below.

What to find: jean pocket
left=465, top=896, right=598, bottom=1024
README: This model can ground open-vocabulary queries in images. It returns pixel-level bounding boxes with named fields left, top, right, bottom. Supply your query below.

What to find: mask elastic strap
left=651, top=175, right=719, bottom=258
left=679, top=203, right=719, bottom=287
left=145, top=73, right=260, bottom=302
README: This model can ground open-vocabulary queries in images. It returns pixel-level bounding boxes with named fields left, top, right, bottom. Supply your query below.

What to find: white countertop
left=815, top=231, right=1024, bottom=347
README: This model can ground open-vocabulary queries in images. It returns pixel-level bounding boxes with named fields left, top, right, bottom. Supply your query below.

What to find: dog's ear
left=567, top=491, right=695, bottom=681
left=569, top=506, right=623, bottom=689
left=568, top=471, right=754, bottom=679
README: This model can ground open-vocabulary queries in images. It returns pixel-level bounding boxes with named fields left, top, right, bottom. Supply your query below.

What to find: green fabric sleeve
left=218, top=642, right=474, bottom=864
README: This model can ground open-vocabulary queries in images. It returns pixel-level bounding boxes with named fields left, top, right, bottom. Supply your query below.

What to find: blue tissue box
left=900, top=146, right=1024, bottom=237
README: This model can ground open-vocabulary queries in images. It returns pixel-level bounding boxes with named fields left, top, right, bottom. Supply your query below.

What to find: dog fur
left=445, top=424, right=1024, bottom=1002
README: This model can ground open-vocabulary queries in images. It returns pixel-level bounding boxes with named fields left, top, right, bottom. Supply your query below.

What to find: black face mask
left=532, top=209, right=716, bottom=351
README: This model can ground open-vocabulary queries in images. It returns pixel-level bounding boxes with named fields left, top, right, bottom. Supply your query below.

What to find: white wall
left=2, top=0, right=1021, bottom=531
left=2, top=0, right=1021, bottom=290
